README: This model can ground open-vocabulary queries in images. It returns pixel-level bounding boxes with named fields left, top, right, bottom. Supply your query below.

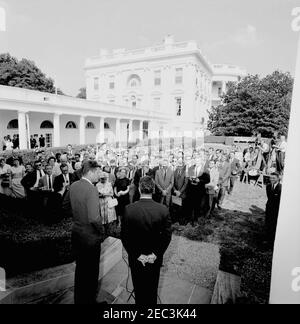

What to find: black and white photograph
left=0, top=0, right=300, bottom=311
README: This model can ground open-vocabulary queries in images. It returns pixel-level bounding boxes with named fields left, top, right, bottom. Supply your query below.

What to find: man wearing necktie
left=38, top=165, right=54, bottom=191
left=133, top=161, right=154, bottom=202
left=265, top=172, right=282, bottom=243
left=155, top=159, right=174, bottom=208
left=128, top=158, right=139, bottom=204
left=53, top=163, right=75, bottom=197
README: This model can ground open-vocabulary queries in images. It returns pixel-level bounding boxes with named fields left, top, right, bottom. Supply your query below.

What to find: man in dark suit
left=185, top=159, right=210, bottom=226
left=21, top=160, right=45, bottom=217
left=121, top=176, right=172, bottom=305
left=265, top=172, right=282, bottom=243
left=21, top=160, right=45, bottom=191
left=172, top=158, right=188, bottom=224
left=53, top=163, right=76, bottom=197
left=69, top=160, right=105, bottom=304
left=133, top=161, right=154, bottom=202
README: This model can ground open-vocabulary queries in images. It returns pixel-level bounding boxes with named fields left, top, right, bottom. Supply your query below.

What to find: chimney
left=164, top=35, right=174, bottom=45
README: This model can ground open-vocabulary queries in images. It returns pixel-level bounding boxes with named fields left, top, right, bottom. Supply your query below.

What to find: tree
left=76, top=87, right=86, bottom=99
left=0, top=53, right=64, bottom=94
left=208, top=71, right=293, bottom=137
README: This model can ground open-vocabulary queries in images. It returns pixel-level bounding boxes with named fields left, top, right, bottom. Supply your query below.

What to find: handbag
left=172, top=195, right=182, bottom=206
left=108, top=198, right=118, bottom=209
left=1, top=174, right=10, bottom=188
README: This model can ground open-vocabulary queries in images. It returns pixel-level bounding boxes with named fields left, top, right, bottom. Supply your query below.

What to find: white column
left=79, top=116, right=86, bottom=145
left=115, top=118, right=121, bottom=144
left=98, top=117, right=105, bottom=143
left=18, top=111, right=27, bottom=150
left=128, top=119, right=133, bottom=143
left=53, top=113, right=61, bottom=147
left=139, top=120, right=144, bottom=142
left=147, top=120, right=152, bottom=139
left=222, top=81, right=226, bottom=94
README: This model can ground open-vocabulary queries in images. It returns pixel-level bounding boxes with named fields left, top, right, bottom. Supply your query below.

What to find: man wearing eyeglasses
left=21, top=160, right=45, bottom=192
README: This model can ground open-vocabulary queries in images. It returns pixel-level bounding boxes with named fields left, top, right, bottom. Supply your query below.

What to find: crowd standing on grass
left=0, top=132, right=286, bottom=243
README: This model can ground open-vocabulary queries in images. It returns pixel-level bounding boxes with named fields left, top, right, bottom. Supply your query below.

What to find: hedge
left=0, top=144, right=94, bottom=165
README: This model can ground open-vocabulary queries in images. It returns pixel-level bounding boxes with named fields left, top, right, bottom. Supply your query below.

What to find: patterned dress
left=96, top=181, right=117, bottom=224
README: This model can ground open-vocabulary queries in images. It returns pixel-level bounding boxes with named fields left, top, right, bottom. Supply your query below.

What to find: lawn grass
left=173, top=181, right=273, bottom=304
left=0, top=181, right=273, bottom=303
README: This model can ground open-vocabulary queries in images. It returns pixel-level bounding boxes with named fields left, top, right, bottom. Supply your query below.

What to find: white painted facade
left=0, top=85, right=170, bottom=150
left=0, top=36, right=246, bottom=150
left=85, top=36, right=214, bottom=136
left=211, top=64, right=247, bottom=108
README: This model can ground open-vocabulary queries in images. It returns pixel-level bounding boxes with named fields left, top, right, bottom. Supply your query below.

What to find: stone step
left=0, top=237, right=122, bottom=304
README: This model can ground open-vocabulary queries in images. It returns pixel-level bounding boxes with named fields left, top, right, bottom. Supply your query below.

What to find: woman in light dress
left=10, top=157, right=26, bottom=199
left=5, top=138, right=13, bottom=151
left=0, top=157, right=12, bottom=196
left=96, top=171, right=117, bottom=232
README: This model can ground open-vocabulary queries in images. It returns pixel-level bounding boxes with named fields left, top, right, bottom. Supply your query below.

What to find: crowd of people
left=1, top=134, right=47, bottom=151
left=0, top=131, right=286, bottom=241
left=1, top=135, right=20, bottom=151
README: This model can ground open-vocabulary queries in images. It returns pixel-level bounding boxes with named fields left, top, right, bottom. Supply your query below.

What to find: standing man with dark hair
left=265, top=172, right=282, bottom=243
left=155, top=159, right=174, bottom=207
left=121, top=176, right=172, bottom=305
left=39, top=134, right=45, bottom=148
left=69, top=161, right=105, bottom=304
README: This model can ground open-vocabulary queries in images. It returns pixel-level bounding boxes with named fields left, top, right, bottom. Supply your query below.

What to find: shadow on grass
left=172, top=205, right=273, bottom=304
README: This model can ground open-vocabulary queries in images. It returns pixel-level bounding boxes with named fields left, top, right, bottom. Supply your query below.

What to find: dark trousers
left=185, top=192, right=207, bottom=224
left=72, top=234, right=101, bottom=304
left=265, top=208, right=279, bottom=242
left=130, top=259, right=161, bottom=305
left=204, top=193, right=216, bottom=218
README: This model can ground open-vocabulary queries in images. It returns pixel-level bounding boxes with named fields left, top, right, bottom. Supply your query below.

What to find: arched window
left=127, top=74, right=141, bottom=87
left=86, top=122, right=95, bottom=129
left=7, top=119, right=18, bottom=129
left=40, top=120, right=54, bottom=129
left=104, top=122, right=110, bottom=129
left=65, top=121, right=77, bottom=129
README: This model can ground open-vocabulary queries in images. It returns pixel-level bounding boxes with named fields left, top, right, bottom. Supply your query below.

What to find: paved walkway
left=34, top=236, right=219, bottom=304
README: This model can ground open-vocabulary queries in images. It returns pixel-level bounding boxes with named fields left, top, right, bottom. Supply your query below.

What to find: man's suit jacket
left=121, top=198, right=172, bottom=266
left=229, top=158, right=241, bottom=176
left=266, top=183, right=282, bottom=216
left=155, top=167, right=174, bottom=194
left=218, top=161, right=231, bottom=186
left=133, top=168, right=154, bottom=188
left=38, top=174, right=55, bottom=190
left=69, top=179, right=104, bottom=248
left=21, top=170, right=45, bottom=190
left=173, top=166, right=188, bottom=199
left=53, top=173, right=76, bottom=194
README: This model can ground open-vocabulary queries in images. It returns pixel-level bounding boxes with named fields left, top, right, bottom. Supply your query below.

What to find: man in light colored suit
left=155, top=159, right=174, bottom=208
left=216, top=154, right=231, bottom=209
left=69, top=160, right=105, bottom=304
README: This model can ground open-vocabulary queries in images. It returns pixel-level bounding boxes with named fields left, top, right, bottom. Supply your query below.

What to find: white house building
left=0, top=36, right=246, bottom=150
left=85, top=35, right=214, bottom=137
left=0, top=85, right=170, bottom=150
left=211, top=64, right=247, bottom=108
